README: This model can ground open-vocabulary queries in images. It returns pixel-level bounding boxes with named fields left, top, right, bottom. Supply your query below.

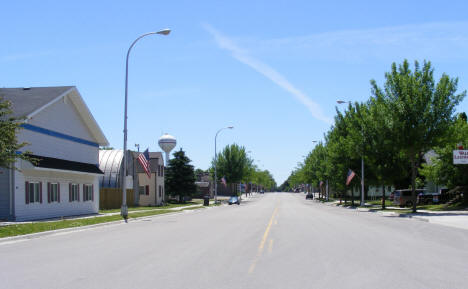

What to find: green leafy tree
left=165, top=149, right=197, bottom=203
left=279, top=178, right=291, bottom=191
left=212, top=144, right=251, bottom=183
left=372, top=60, right=465, bottom=212
left=252, top=169, right=276, bottom=191
left=364, top=96, right=410, bottom=209
left=0, top=97, right=34, bottom=168
left=326, top=106, right=363, bottom=204
left=420, top=113, right=468, bottom=204
left=194, top=168, right=207, bottom=179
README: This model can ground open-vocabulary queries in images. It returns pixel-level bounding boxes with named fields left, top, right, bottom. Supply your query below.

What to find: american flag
left=221, top=176, right=227, bottom=187
left=346, top=169, right=356, bottom=186
left=138, top=148, right=151, bottom=178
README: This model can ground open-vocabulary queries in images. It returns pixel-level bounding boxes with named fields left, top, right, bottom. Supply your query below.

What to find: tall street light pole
left=121, top=29, right=171, bottom=219
left=247, top=150, right=253, bottom=195
left=214, top=126, right=234, bottom=203
left=256, top=159, right=263, bottom=192
left=309, top=140, right=318, bottom=198
left=337, top=100, right=365, bottom=206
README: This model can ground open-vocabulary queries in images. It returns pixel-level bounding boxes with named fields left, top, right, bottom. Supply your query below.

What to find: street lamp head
left=227, top=126, right=234, bottom=129
left=156, top=29, right=171, bottom=35
left=337, top=100, right=350, bottom=104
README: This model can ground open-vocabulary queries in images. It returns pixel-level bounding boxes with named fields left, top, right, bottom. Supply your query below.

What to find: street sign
left=453, top=150, right=468, bottom=164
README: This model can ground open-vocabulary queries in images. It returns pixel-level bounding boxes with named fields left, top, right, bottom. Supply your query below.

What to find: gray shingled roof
left=0, top=86, right=74, bottom=118
left=131, top=151, right=163, bottom=174
left=149, top=151, right=163, bottom=159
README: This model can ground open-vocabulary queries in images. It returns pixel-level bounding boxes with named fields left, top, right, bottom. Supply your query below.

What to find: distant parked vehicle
left=393, top=189, right=429, bottom=207
left=417, top=191, right=441, bottom=205
left=306, top=193, right=314, bottom=200
left=228, top=196, right=240, bottom=205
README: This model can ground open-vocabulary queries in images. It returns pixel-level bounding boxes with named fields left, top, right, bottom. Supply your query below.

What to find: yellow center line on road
left=268, top=239, right=274, bottom=254
left=248, top=206, right=279, bottom=274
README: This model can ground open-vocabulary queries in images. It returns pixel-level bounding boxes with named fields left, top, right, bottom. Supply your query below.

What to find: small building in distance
left=195, top=171, right=213, bottom=198
left=98, top=150, right=165, bottom=207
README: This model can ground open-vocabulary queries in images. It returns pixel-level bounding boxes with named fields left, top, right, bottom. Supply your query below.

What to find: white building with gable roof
left=0, top=86, right=109, bottom=221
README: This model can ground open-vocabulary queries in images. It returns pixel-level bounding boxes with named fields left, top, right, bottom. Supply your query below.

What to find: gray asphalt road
left=1, top=193, right=468, bottom=289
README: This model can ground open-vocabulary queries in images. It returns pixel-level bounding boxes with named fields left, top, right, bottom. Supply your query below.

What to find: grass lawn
left=319, top=198, right=336, bottom=203
left=99, top=200, right=203, bottom=214
left=0, top=204, right=210, bottom=239
left=416, top=201, right=468, bottom=211
left=367, top=199, right=393, bottom=206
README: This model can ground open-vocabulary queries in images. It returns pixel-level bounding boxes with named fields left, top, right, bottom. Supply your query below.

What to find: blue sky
left=2, top=0, right=468, bottom=184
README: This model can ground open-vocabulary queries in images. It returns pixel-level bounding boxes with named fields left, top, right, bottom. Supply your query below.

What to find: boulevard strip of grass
left=0, top=206, right=208, bottom=239
left=99, top=200, right=203, bottom=214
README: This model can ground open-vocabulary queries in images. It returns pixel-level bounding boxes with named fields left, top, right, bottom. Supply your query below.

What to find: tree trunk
left=351, top=188, right=355, bottom=207
left=381, top=184, right=386, bottom=210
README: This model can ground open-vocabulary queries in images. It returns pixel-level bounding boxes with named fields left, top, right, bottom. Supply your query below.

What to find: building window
left=83, top=184, right=94, bottom=201
left=48, top=183, right=59, bottom=203
left=158, top=185, right=162, bottom=198
left=70, top=183, right=79, bottom=202
left=27, top=182, right=42, bottom=203
left=145, top=185, right=149, bottom=195
left=139, top=186, right=145, bottom=195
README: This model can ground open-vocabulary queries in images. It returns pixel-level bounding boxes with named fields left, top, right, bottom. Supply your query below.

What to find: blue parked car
left=228, top=196, right=240, bottom=205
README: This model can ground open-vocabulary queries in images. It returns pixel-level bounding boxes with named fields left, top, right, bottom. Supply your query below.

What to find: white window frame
left=29, top=182, right=41, bottom=203
left=50, top=183, right=59, bottom=202
left=71, top=184, right=79, bottom=201
left=139, top=186, right=145, bottom=195
left=83, top=184, right=93, bottom=201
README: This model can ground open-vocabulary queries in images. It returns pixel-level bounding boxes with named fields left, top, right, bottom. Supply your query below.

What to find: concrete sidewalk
left=399, top=210, right=468, bottom=230
left=322, top=200, right=468, bottom=231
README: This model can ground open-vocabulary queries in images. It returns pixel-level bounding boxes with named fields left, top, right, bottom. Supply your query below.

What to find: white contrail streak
left=204, top=24, right=332, bottom=125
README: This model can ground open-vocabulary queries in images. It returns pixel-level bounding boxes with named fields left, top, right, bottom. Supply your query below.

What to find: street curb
left=323, top=201, right=432, bottom=220
left=0, top=206, right=208, bottom=244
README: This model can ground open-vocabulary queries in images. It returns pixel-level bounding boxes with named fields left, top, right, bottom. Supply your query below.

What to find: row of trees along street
left=164, top=145, right=277, bottom=203
left=280, top=60, right=467, bottom=212
left=211, top=144, right=277, bottom=192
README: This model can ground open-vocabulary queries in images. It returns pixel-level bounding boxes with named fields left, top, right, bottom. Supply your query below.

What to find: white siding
left=16, top=95, right=99, bottom=164
left=29, top=95, right=95, bottom=143
left=14, top=168, right=99, bottom=221
left=138, top=173, right=156, bottom=206
left=156, top=158, right=165, bottom=205
left=17, top=130, right=98, bottom=164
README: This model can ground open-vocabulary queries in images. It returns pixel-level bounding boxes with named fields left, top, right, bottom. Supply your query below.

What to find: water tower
left=158, top=133, right=176, bottom=165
